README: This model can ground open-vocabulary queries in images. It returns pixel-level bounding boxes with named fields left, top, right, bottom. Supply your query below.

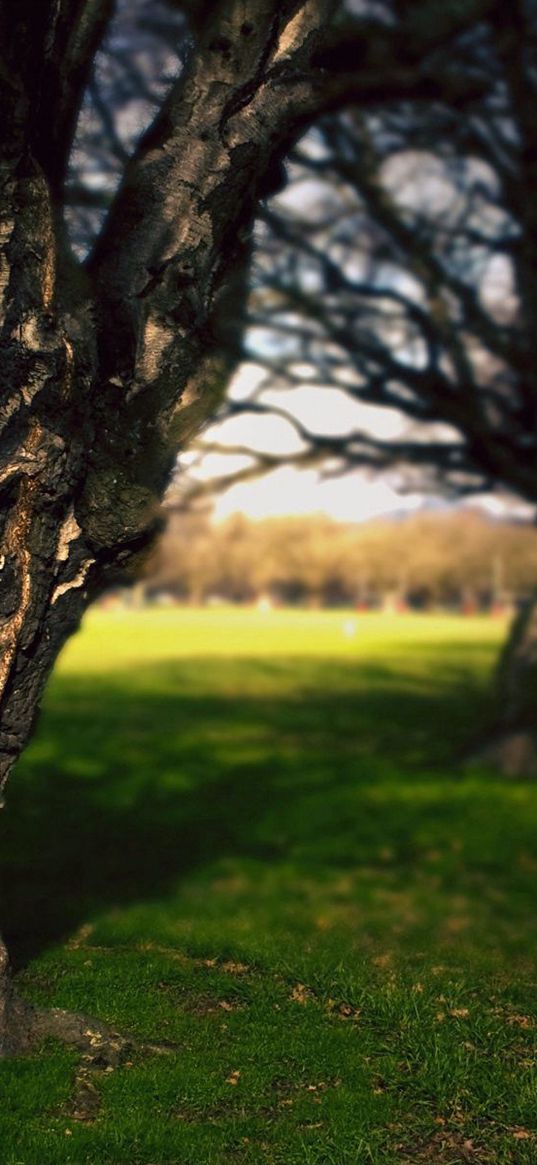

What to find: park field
left=2, top=608, right=537, bottom=1164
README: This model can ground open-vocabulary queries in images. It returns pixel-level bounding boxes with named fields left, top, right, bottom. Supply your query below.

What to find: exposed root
left=1, top=982, right=179, bottom=1122
left=0, top=942, right=37, bottom=1056
left=28, top=1006, right=136, bottom=1061
left=1, top=964, right=178, bottom=1070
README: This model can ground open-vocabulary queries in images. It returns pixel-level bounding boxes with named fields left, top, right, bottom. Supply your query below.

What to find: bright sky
left=182, top=363, right=532, bottom=524
left=213, top=466, right=425, bottom=522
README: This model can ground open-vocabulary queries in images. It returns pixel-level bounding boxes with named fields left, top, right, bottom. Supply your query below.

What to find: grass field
left=2, top=608, right=537, bottom=1164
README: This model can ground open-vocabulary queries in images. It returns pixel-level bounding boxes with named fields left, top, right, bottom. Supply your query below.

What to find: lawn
left=1, top=608, right=537, bottom=1164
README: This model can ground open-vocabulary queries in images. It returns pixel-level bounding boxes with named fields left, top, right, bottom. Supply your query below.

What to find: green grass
left=2, top=608, right=537, bottom=1164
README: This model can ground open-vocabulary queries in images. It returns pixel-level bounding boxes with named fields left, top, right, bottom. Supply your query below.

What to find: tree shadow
left=0, top=655, right=493, bottom=968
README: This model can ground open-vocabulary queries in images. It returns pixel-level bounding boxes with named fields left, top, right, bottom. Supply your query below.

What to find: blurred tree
left=148, top=508, right=537, bottom=610
left=148, top=508, right=218, bottom=604
left=250, top=514, right=347, bottom=604
left=186, top=1, right=537, bottom=771
left=67, top=0, right=537, bottom=770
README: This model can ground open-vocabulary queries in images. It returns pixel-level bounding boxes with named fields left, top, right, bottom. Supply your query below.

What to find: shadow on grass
left=0, top=654, right=499, bottom=967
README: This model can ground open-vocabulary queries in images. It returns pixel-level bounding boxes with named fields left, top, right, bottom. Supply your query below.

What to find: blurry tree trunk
left=479, top=594, right=537, bottom=776
left=0, top=935, right=35, bottom=1055
left=131, top=581, right=148, bottom=609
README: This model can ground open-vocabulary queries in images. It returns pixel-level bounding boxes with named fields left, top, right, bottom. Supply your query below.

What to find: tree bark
left=0, top=935, right=36, bottom=1055
left=478, top=594, right=537, bottom=776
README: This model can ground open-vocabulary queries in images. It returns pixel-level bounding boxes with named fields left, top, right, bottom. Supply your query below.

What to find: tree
left=188, top=0, right=537, bottom=768
left=60, top=0, right=537, bottom=758
left=148, top=508, right=220, bottom=604
left=207, top=3, right=534, bottom=503
left=148, top=507, right=537, bottom=608
left=2, top=0, right=494, bottom=1054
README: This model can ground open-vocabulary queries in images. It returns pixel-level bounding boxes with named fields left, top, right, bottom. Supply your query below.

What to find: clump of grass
left=1, top=609, right=536, bottom=1164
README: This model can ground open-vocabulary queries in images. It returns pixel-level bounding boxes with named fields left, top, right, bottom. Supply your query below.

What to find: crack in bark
left=0, top=475, right=38, bottom=705
left=51, top=556, right=96, bottom=604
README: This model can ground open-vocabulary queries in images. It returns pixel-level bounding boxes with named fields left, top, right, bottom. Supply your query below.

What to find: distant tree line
left=142, top=509, right=537, bottom=611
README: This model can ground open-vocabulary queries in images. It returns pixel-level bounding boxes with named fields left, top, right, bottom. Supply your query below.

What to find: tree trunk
left=477, top=594, right=537, bottom=776
left=0, top=935, right=36, bottom=1055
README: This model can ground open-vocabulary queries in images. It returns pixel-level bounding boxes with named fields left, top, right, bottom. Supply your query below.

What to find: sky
left=212, top=467, right=424, bottom=522
left=210, top=463, right=526, bottom=524
left=182, top=364, right=532, bottom=525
